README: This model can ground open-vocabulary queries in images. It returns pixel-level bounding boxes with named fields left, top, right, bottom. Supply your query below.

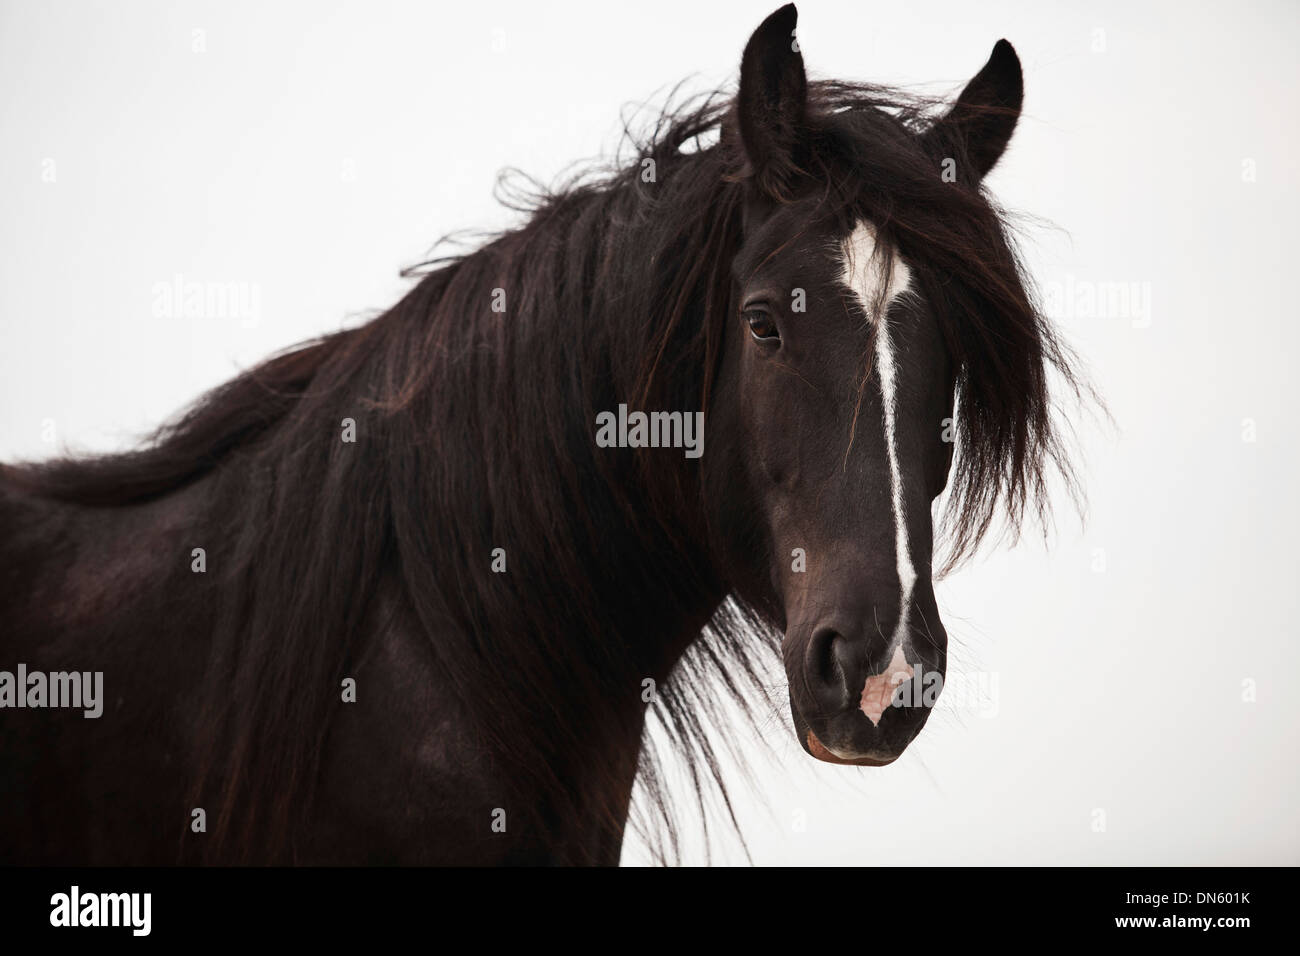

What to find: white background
left=1, top=0, right=1296, bottom=865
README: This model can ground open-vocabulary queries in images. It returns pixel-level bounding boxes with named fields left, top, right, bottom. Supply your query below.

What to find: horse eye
left=744, top=310, right=780, bottom=342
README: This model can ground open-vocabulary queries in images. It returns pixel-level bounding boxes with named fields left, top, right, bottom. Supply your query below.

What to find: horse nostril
left=806, top=627, right=858, bottom=714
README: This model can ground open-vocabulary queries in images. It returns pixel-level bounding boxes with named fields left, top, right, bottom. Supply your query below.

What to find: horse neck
left=366, top=234, right=731, bottom=851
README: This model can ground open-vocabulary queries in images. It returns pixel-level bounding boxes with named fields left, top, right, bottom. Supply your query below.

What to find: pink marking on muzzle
left=859, top=645, right=914, bottom=726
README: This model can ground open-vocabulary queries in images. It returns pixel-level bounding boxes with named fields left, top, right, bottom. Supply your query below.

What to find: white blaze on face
left=840, top=221, right=917, bottom=722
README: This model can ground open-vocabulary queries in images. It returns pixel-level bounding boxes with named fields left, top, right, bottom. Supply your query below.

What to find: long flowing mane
left=1, top=78, right=1082, bottom=863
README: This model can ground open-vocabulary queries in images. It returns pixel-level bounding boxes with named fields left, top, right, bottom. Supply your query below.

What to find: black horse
left=0, top=5, right=1079, bottom=864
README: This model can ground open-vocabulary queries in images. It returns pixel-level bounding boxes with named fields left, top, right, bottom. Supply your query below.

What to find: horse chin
left=804, top=729, right=899, bottom=767
left=793, top=703, right=910, bottom=766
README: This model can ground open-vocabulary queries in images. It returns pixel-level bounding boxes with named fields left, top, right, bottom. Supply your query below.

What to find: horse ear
left=736, top=3, right=808, bottom=200
left=923, top=39, right=1023, bottom=179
